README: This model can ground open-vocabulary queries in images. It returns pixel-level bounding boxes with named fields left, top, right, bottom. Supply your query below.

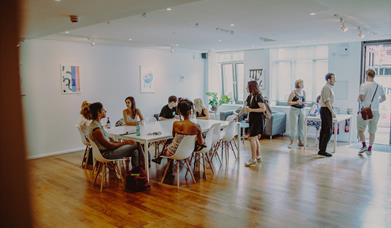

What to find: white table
left=108, top=119, right=230, bottom=182
left=304, top=114, right=352, bottom=153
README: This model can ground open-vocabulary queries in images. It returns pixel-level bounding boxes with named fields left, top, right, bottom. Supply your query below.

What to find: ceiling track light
left=339, top=17, right=348, bottom=32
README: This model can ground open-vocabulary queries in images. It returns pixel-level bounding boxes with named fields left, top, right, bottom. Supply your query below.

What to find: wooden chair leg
left=185, top=160, right=196, bottom=184
left=229, top=141, right=238, bottom=160
left=93, top=162, right=102, bottom=185
left=205, top=153, right=214, bottom=175
left=202, top=154, right=207, bottom=179
left=81, top=146, right=88, bottom=168
left=176, top=161, right=180, bottom=188
left=100, top=164, right=106, bottom=192
left=160, top=160, right=171, bottom=184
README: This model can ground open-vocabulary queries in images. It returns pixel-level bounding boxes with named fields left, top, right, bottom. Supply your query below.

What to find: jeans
left=289, top=107, right=305, bottom=142
left=319, top=107, right=332, bottom=153
left=102, top=144, right=143, bottom=168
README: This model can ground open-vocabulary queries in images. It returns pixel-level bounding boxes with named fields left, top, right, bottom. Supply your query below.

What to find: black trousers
left=319, top=107, right=333, bottom=153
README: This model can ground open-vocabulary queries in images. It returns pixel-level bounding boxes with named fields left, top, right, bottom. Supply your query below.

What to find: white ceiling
left=25, top=0, right=391, bottom=51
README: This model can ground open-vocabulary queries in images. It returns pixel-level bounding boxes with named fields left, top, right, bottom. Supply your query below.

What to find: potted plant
left=206, top=92, right=232, bottom=112
left=206, top=92, right=219, bottom=111
left=219, top=95, right=231, bottom=105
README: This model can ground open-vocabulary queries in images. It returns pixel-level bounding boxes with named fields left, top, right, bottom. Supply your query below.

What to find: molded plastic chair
left=88, top=137, right=128, bottom=192
left=220, top=120, right=239, bottom=164
left=187, top=123, right=220, bottom=179
left=160, top=135, right=197, bottom=188
left=76, top=125, right=92, bottom=169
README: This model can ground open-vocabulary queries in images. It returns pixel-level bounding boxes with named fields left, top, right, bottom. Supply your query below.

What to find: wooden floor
left=30, top=137, right=391, bottom=228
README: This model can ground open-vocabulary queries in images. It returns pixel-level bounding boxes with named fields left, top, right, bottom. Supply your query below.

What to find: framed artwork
left=139, top=65, right=155, bottom=93
left=249, top=68, right=264, bottom=89
left=61, top=65, right=80, bottom=94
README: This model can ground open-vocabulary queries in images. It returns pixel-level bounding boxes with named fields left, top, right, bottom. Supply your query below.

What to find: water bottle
left=106, top=117, right=111, bottom=129
left=136, top=123, right=141, bottom=136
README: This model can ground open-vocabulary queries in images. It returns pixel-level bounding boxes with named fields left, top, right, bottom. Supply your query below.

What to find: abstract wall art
left=61, top=65, right=80, bottom=94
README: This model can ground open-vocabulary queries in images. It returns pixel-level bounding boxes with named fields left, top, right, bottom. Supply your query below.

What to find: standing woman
left=243, top=81, right=266, bottom=167
left=123, top=96, right=144, bottom=126
left=287, top=79, right=306, bottom=148
left=193, top=98, right=209, bottom=120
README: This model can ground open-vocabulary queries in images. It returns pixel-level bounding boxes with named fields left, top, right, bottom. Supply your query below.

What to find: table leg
left=333, top=122, right=337, bottom=153
left=144, top=141, right=150, bottom=182
left=304, top=118, right=308, bottom=149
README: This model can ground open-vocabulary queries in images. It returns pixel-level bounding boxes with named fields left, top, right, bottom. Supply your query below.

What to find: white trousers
left=289, top=107, right=305, bottom=142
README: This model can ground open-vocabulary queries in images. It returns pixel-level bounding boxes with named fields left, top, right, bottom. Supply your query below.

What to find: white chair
left=210, top=122, right=223, bottom=165
left=220, top=120, right=239, bottom=164
left=76, top=125, right=92, bottom=169
left=187, top=123, right=220, bottom=180
left=160, top=135, right=197, bottom=188
left=88, top=137, right=127, bottom=192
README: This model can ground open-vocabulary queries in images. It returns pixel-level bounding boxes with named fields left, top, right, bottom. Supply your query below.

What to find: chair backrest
left=87, top=136, right=111, bottom=163
left=222, top=120, right=237, bottom=141
left=170, top=135, right=196, bottom=160
left=76, top=124, right=89, bottom=146
left=200, top=123, right=220, bottom=153
left=211, top=122, right=222, bottom=145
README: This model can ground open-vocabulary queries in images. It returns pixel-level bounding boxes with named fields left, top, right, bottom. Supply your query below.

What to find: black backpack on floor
left=124, top=167, right=150, bottom=192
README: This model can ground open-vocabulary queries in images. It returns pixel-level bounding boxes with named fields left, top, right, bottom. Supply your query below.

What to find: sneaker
left=298, top=141, right=304, bottom=147
left=288, top=143, right=293, bottom=149
left=366, top=146, right=372, bottom=156
left=256, top=155, right=263, bottom=162
left=358, top=146, right=367, bottom=155
left=318, top=151, right=332, bottom=157
left=245, top=159, right=257, bottom=167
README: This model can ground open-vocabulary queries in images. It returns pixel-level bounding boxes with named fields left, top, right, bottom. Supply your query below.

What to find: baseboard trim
left=28, top=147, right=84, bottom=160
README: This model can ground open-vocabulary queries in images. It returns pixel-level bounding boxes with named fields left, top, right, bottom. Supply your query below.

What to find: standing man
left=357, top=69, right=386, bottom=155
left=318, top=73, right=336, bottom=157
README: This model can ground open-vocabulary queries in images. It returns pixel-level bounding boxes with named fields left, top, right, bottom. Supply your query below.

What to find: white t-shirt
left=359, top=81, right=385, bottom=111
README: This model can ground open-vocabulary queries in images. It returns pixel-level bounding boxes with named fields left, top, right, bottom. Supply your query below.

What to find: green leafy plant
left=219, top=95, right=231, bottom=105
left=206, top=92, right=219, bottom=110
left=206, top=92, right=232, bottom=111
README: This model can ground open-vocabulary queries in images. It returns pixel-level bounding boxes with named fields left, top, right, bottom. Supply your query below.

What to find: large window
left=221, top=62, right=244, bottom=103
left=270, top=46, right=328, bottom=103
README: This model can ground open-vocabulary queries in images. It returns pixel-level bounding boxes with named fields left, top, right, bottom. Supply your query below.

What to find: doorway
left=361, top=40, right=391, bottom=145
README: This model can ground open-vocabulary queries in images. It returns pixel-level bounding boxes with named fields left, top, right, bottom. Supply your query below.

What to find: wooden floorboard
left=30, top=137, right=391, bottom=228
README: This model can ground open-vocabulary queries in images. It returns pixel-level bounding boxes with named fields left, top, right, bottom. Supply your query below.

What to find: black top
left=246, top=94, right=265, bottom=136
left=159, top=104, right=176, bottom=119
left=290, top=91, right=305, bottom=109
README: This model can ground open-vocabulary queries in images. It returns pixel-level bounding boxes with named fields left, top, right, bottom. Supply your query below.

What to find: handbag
left=360, top=84, right=378, bottom=120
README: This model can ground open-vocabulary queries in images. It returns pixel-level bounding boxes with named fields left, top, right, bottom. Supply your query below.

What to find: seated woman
left=152, top=99, right=204, bottom=164
left=193, top=98, right=209, bottom=120
left=78, top=100, right=92, bottom=136
left=307, top=95, right=321, bottom=130
left=89, top=102, right=144, bottom=170
left=123, top=96, right=144, bottom=126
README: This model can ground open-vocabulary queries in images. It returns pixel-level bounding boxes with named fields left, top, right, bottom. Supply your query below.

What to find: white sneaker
left=245, top=159, right=257, bottom=167
left=358, top=146, right=367, bottom=154
left=256, top=155, right=263, bottom=162
left=288, top=143, right=293, bottom=149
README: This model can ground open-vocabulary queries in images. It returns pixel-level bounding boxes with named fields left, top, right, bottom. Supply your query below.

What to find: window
left=270, top=45, right=328, bottom=103
left=221, top=63, right=244, bottom=103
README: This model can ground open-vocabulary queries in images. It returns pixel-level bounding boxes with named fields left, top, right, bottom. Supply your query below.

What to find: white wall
left=243, top=49, right=270, bottom=98
left=328, top=42, right=362, bottom=142
left=20, top=39, right=204, bottom=158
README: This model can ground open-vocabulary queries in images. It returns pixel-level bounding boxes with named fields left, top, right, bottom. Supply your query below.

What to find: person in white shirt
left=357, top=69, right=386, bottom=155
left=78, top=100, right=91, bottom=136
left=318, top=73, right=336, bottom=157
